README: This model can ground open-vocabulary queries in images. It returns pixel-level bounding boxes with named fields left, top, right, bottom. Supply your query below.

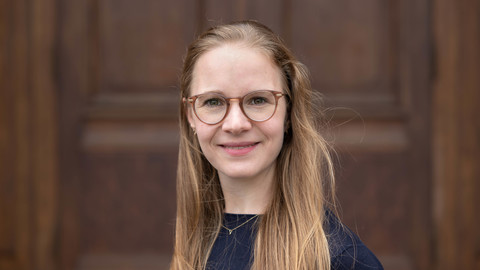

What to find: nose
left=221, top=100, right=252, bottom=134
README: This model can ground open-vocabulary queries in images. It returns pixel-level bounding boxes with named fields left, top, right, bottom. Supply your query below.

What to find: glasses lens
left=243, top=91, right=277, bottom=121
left=194, top=93, right=227, bottom=124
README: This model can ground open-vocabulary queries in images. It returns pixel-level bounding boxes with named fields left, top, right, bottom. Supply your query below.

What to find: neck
left=219, top=169, right=275, bottom=215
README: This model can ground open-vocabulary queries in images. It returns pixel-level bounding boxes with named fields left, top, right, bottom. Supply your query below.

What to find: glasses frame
left=185, top=90, right=286, bottom=125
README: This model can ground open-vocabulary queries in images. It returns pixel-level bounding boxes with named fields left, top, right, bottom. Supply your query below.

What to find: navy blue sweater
left=207, top=213, right=383, bottom=270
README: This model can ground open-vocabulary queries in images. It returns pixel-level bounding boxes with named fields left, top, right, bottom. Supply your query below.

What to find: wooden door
left=287, top=1, right=432, bottom=269
left=57, top=0, right=196, bottom=269
left=57, top=0, right=432, bottom=269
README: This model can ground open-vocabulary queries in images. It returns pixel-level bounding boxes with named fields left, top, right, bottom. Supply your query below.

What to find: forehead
left=190, top=44, right=284, bottom=97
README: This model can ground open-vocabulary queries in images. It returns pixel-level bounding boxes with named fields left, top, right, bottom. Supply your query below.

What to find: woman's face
left=187, top=44, right=287, bottom=182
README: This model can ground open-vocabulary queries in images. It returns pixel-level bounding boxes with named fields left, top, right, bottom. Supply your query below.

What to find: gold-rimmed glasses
left=185, top=90, right=285, bottom=125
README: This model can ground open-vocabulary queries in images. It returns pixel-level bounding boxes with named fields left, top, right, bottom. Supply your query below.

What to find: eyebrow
left=199, top=90, right=225, bottom=95
left=196, top=89, right=277, bottom=96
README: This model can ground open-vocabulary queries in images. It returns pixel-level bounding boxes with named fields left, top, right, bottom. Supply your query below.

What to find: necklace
left=222, top=214, right=259, bottom=235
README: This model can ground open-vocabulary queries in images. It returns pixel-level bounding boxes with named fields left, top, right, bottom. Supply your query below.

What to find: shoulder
left=325, top=211, right=384, bottom=270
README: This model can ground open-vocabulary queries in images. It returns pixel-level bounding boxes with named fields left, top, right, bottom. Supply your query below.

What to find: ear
left=184, top=98, right=196, bottom=130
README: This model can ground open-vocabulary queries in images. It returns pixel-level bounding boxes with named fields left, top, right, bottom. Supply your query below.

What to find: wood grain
left=433, top=0, right=480, bottom=269
left=1, top=0, right=478, bottom=269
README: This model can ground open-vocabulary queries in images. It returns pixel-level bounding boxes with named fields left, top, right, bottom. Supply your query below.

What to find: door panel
left=58, top=0, right=194, bottom=269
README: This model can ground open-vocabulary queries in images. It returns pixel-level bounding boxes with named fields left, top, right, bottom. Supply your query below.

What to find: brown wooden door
left=57, top=0, right=195, bottom=269
left=56, top=1, right=431, bottom=269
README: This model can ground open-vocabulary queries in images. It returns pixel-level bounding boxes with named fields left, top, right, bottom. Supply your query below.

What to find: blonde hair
left=171, top=20, right=337, bottom=270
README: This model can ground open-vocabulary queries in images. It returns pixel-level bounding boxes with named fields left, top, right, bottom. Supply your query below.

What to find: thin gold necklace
left=222, top=214, right=259, bottom=235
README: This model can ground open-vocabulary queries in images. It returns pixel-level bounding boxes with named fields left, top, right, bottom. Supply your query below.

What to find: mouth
left=219, top=142, right=259, bottom=156
left=221, top=142, right=259, bottom=149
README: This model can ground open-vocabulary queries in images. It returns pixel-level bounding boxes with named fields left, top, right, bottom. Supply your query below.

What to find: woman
left=171, top=20, right=383, bottom=270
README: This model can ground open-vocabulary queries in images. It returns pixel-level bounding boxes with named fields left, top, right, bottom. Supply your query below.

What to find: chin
left=217, top=163, right=275, bottom=181
left=220, top=170, right=256, bottom=180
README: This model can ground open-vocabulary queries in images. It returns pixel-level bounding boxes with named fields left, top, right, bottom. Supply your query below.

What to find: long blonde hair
left=171, top=20, right=337, bottom=270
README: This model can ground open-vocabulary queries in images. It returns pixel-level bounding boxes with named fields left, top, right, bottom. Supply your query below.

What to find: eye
left=247, top=97, right=267, bottom=105
left=203, top=98, right=224, bottom=107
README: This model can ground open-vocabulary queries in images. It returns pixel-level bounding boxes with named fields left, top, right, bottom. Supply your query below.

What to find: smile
left=220, top=142, right=259, bottom=156
left=224, top=143, right=256, bottom=149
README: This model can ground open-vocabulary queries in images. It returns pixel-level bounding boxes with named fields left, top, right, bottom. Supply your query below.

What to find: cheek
left=195, top=124, right=217, bottom=145
left=262, top=115, right=286, bottom=142
left=273, top=106, right=288, bottom=132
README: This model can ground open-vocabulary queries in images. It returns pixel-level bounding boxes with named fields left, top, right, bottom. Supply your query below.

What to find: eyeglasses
left=185, top=90, right=286, bottom=125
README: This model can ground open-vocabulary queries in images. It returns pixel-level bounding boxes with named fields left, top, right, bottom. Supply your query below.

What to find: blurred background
left=1, top=0, right=479, bottom=269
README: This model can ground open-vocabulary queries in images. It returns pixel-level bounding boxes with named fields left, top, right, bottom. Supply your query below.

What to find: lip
left=219, top=141, right=259, bottom=156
